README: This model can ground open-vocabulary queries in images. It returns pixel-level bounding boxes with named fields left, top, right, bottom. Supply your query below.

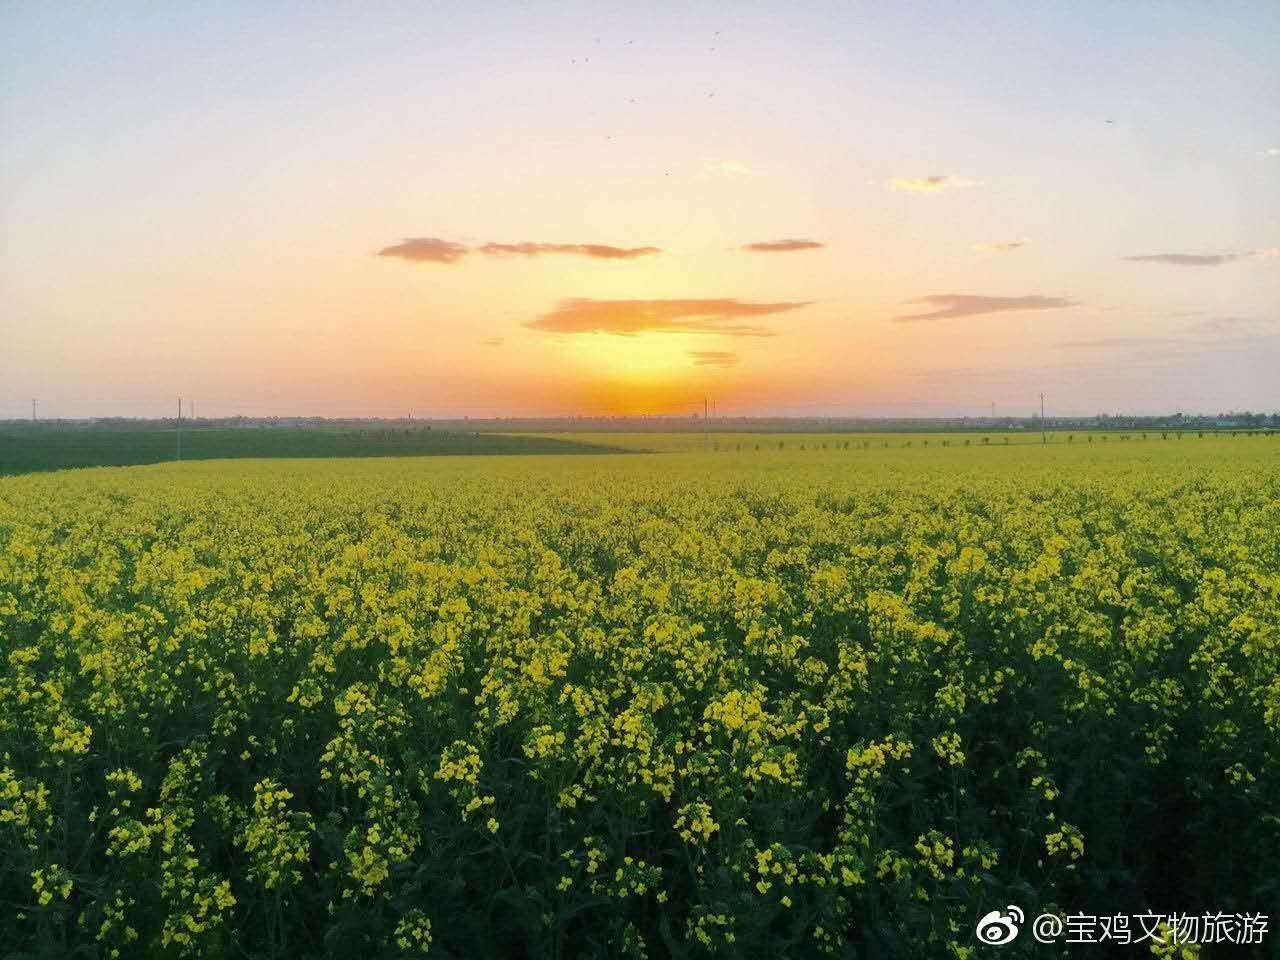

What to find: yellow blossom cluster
left=0, top=436, right=1277, bottom=956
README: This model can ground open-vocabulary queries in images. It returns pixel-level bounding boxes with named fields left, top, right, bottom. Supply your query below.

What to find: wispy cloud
left=1058, top=319, right=1277, bottom=349
left=1057, top=336, right=1183, bottom=350
left=1189, top=316, right=1275, bottom=335
left=526, top=298, right=810, bottom=337
left=705, top=158, right=756, bottom=176
left=911, top=362, right=1110, bottom=384
left=974, top=240, right=1027, bottom=252
left=893, top=294, right=1078, bottom=323
left=1053, top=328, right=1280, bottom=366
left=689, top=350, right=739, bottom=367
left=1123, top=249, right=1278, bottom=266
left=889, top=175, right=978, bottom=193
left=477, top=242, right=660, bottom=260
left=741, top=239, right=824, bottom=253
left=378, top=237, right=660, bottom=264
left=1260, top=147, right=1280, bottom=157
left=377, top=237, right=470, bottom=264
left=481, top=336, right=505, bottom=347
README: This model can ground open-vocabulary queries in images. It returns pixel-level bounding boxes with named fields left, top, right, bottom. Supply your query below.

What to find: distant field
left=0, top=427, right=632, bottom=475
left=3, top=425, right=1271, bottom=475
left=536, top=428, right=1273, bottom=454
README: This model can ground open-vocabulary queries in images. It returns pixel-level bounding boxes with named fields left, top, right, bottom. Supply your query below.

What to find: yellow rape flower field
left=1, top=435, right=1277, bottom=958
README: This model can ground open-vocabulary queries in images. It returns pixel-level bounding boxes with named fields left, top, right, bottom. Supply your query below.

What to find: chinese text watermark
left=976, top=907, right=1268, bottom=947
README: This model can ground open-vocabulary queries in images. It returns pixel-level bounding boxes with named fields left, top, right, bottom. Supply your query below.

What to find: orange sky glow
left=2, top=4, right=1277, bottom=418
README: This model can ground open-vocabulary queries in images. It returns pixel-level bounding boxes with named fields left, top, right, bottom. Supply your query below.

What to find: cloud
left=1260, top=147, right=1280, bottom=157
left=1123, top=249, right=1278, bottom=266
left=1189, top=316, right=1275, bottom=335
left=377, top=237, right=470, bottom=264
left=1053, top=330, right=1280, bottom=366
left=1124, top=253, right=1241, bottom=267
left=705, top=158, right=756, bottom=176
left=1053, top=324, right=1278, bottom=368
left=741, top=239, right=825, bottom=253
left=689, top=350, right=739, bottom=367
left=974, top=240, right=1027, bottom=252
left=481, top=336, right=505, bottom=347
left=889, top=176, right=978, bottom=193
left=910, top=363, right=1100, bottom=384
left=477, top=242, right=660, bottom=260
left=526, top=298, right=811, bottom=337
left=893, top=294, right=1079, bottom=323
left=1057, top=337, right=1184, bottom=350
left=378, top=237, right=660, bottom=264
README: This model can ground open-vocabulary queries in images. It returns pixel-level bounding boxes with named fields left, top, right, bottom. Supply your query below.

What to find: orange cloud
left=741, top=239, right=824, bottom=253
left=894, top=294, right=1078, bottom=322
left=377, top=237, right=469, bottom=263
left=526, top=298, right=811, bottom=337
left=889, top=175, right=978, bottom=192
left=378, top=237, right=660, bottom=264
left=689, top=350, right=738, bottom=366
left=704, top=158, right=756, bottom=176
left=477, top=242, right=660, bottom=259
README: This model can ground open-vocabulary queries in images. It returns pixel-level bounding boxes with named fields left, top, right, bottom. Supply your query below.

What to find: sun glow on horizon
left=1, top=4, right=1277, bottom=419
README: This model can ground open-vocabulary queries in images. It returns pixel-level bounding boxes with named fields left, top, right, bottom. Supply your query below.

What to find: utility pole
left=32, top=398, right=38, bottom=424
left=703, top=396, right=709, bottom=450
left=1039, top=392, right=1046, bottom=444
left=176, top=398, right=182, bottom=461
left=990, top=401, right=995, bottom=420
